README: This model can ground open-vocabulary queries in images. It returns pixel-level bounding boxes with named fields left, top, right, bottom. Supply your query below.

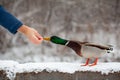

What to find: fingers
left=18, top=25, right=43, bottom=45
left=26, top=28, right=43, bottom=44
left=35, top=31, right=43, bottom=41
left=31, top=34, right=42, bottom=44
left=29, top=32, right=43, bottom=45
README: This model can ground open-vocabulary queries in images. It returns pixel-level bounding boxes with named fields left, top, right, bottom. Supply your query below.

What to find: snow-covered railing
left=0, top=60, right=120, bottom=80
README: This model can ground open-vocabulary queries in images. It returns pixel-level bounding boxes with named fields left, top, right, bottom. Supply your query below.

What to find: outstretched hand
left=18, top=25, right=43, bottom=44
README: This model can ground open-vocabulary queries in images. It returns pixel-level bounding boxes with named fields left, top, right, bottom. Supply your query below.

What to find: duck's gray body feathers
left=66, top=41, right=113, bottom=58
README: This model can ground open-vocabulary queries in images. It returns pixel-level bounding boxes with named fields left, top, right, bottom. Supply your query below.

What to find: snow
left=0, top=60, right=120, bottom=80
left=0, top=60, right=19, bottom=80
left=16, top=62, right=120, bottom=74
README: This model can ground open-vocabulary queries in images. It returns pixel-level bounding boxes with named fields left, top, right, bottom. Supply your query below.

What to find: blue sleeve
left=0, top=5, right=23, bottom=34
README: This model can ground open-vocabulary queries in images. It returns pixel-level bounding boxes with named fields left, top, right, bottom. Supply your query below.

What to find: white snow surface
left=0, top=60, right=120, bottom=80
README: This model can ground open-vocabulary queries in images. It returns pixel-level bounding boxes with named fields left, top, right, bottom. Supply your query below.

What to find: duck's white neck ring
left=65, top=41, right=69, bottom=46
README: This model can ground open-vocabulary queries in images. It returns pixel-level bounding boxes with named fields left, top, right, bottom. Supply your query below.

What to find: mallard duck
left=44, top=36, right=113, bottom=66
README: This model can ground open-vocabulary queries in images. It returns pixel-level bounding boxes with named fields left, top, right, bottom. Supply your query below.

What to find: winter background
left=0, top=0, right=120, bottom=63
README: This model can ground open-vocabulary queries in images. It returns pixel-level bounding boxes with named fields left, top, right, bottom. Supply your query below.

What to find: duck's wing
left=84, top=43, right=112, bottom=50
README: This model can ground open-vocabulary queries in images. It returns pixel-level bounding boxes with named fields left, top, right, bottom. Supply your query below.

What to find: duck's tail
left=106, top=45, right=113, bottom=53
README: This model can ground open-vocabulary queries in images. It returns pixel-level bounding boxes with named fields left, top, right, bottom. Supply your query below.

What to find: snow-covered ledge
left=0, top=60, right=120, bottom=80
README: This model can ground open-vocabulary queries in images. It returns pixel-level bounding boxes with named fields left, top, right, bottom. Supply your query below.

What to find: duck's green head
left=43, top=36, right=68, bottom=45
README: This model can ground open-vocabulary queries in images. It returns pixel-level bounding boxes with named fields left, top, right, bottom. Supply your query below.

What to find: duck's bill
left=43, top=37, right=51, bottom=41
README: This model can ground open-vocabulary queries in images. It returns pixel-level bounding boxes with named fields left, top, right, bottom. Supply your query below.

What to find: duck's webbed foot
left=89, top=58, right=98, bottom=66
left=81, top=58, right=90, bottom=66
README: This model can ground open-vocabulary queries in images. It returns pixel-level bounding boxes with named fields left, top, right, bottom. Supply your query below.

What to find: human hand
left=18, top=25, right=43, bottom=44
